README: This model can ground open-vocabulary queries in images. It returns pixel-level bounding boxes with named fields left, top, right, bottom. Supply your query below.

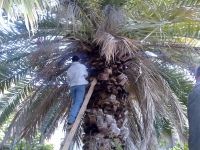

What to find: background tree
left=0, top=0, right=199, bottom=149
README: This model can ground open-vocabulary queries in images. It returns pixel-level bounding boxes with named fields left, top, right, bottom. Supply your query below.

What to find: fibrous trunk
left=83, top=48, right=132, bottom=150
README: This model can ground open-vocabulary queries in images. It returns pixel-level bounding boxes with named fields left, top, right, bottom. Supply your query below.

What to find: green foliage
left=154, top=117, right=172, bottom=136
left=155, top=61, right=194, bottom=106
left=36, top=144, right=54, bottom=150
left=14, top=141, right=54, bottom=150
left=0, top=115, right=14, bottom=141
left=0, top=78, right=32, bottom=126
left=113, top=138, right=123, bottom=150
left=98, top=0, right=128, bottom=7
left=170, top=143, right=188, bottom=150
left=157, top=137, right=168, bottom=149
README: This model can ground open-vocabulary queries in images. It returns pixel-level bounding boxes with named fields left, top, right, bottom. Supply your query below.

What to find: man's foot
left=67, top=122, right=73, bottom=125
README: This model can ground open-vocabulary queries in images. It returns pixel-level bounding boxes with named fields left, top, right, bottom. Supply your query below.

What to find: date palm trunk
left=82, top=48, right=131, bottom=149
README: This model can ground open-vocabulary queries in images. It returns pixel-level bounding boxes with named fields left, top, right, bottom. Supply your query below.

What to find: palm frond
left=0, top=77, right=32, bottom=126
left=0, top=41, right=34, bottom=94
left=93, top=30, right=141, bottom=62
left=0, top=31, right=91, bottom=147
left=142, top=42, right=200, bottom=68
left=1, top=0, right=200, bottom=149
left=99, top=0, right=128, bottom=7
left=121, top=1, right=200, bottom=42
left=0, top=68, right=30, bottom=94
left=125, top=56, right=188, bottom=149
left=0, top=83, right=71, bottom=147
left=102, top=5, right=127, bottom=33
left=156, top=62, right=194, bottom=106
left=21, top=85, right=70, bottom=140
left=0, top=0, right=59, bottom=34
left=55, top=0, right=99, bottom=37
left=40, top=100, right=66, bottom=139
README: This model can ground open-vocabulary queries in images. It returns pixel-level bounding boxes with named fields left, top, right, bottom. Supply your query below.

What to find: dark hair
left=195, top=65, right=200, bottom=78
left=72, top=55, right=80, bottom=62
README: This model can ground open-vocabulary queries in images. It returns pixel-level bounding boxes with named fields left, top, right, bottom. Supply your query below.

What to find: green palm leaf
left=0, top=77, right=32, bottom=126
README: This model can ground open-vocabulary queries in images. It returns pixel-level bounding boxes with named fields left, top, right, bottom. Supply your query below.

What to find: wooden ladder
left=61, top=78, right=97, bottom=150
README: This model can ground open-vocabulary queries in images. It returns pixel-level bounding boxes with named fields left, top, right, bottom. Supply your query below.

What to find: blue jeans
left=68, top=85, right=86, bottom=124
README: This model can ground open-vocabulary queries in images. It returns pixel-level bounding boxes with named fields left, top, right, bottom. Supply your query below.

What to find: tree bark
left=83, top=49, right=131, bottom=150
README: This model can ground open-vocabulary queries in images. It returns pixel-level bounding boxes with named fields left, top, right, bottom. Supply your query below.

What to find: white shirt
left=67, top=62, right=88, bottom=87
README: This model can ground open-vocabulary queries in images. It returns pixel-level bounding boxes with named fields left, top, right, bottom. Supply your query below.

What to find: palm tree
left=0, top=0, right=199, bottom=149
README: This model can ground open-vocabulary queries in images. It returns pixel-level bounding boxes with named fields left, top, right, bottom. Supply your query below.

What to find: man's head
left=195, top=65, right=200, bottom=82
left=72, top=55, right=80, bottom=62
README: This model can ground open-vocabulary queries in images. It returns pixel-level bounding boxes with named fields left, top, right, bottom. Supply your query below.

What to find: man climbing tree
left=67, top=55, right=89, bottom=128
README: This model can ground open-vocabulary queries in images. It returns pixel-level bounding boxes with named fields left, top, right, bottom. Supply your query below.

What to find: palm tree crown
left=0, top=0, right=199, bottom=149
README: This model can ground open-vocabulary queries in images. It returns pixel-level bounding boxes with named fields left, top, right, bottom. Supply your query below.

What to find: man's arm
left=83, top=65, right=88, bottom=78
left=55, top=66, right=68, bottom=76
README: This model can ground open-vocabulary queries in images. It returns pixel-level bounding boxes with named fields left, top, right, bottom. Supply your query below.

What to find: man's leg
left=68, top=86, right=77, bottom=124
left=68, top=85, right=85, bottom=124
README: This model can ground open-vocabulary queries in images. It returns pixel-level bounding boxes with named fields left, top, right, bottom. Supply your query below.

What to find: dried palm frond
left=56, top=0, right=99, bottom=35
left=155, top=62, right=194, bottom=106
left=93, top=30, right=141, bottom=62
left=22, top=85, right=71, bottom=140
left=0, top=31, right=92, bottom=147
left=142, top=42, right=200, bottom=69
left=102, top=5, right=126, bottom=33
left=92, top=5, right=142, bottom=63
left=0, top=83, right=72, bottom=146
left=125, top=55, right=188, bottom=149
